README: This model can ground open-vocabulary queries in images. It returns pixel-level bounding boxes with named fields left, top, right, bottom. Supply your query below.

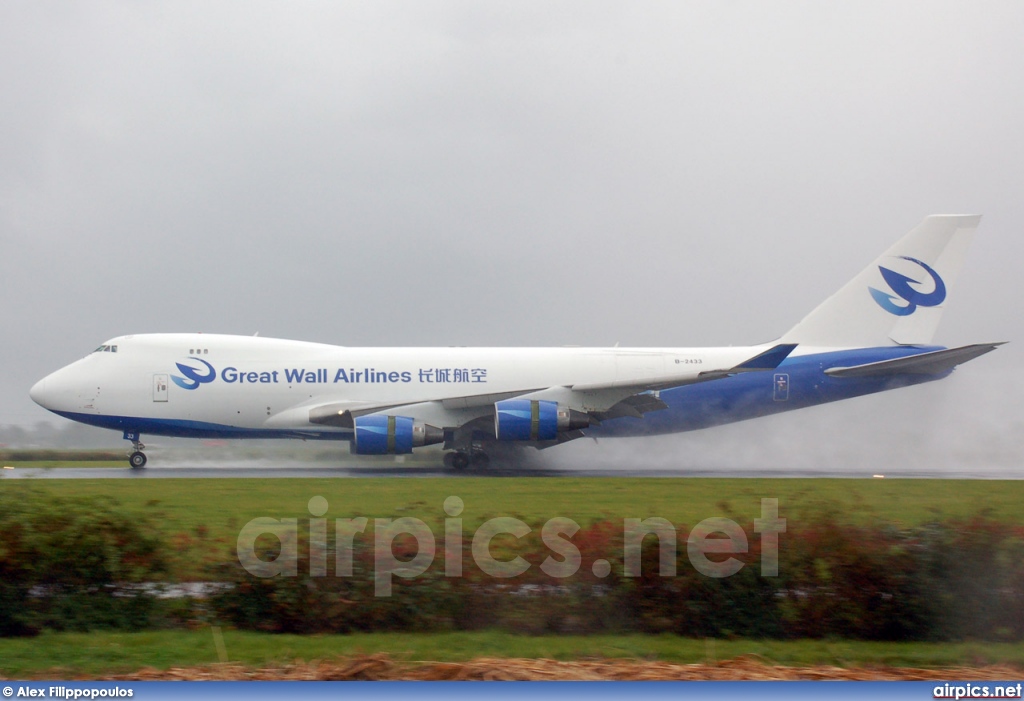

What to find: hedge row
left=2, top=489, right=1022, bottom=640
left=211, top=511, right=1024, bottom=641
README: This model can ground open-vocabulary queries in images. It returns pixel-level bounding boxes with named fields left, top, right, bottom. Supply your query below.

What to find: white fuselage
left=30, top=333, right=769, bottom=437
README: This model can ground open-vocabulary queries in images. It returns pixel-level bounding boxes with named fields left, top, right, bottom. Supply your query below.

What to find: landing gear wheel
left=124, top=432, right=146, bottom=469
left=444, top=451, right=470, bottom=470
left=470, top=451, right=490, bottom=469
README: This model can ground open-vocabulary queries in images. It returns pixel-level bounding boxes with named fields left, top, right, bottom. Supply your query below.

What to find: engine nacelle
left=352, top=415, right=444, bottom=455
left=494, top=399, right=591, bottom=441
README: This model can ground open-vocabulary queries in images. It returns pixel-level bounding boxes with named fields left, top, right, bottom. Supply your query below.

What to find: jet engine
left=352, top=415, right=444, bottom=454
left=493, top=399, right=590, bottom=441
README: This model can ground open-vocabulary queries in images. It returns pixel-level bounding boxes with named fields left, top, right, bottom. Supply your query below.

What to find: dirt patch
left=40, top=655, right=1024, bottom=681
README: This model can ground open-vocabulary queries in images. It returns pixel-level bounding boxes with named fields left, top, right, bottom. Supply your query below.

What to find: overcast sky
left=2, top=2, right=1021, bottom=468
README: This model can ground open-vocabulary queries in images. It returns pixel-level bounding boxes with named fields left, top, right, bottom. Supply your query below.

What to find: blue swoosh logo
left=171, top=358, right=216, bottom=390
left=869, top=256, right=946, bottom=316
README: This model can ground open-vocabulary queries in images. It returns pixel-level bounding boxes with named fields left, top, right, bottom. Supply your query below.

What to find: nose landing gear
left=124, top=430, right=147, bottom=469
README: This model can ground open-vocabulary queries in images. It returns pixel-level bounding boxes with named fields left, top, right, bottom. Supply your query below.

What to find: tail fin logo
left=171, top=357, right=216, bottom=390
left=868, top=256, right=947, bottom=316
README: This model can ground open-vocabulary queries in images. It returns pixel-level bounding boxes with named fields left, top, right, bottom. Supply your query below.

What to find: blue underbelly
left=590, top=346, right=948, bottom=437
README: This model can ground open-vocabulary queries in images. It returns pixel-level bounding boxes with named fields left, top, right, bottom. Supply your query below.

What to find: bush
left=624, top=525, right=784, bottom=638
left=210, top=519, right=629, bottom=635
left=210, top=534, right=473, bottom=634
left=0, top=488, right=169, bottom=636
left=5, top=487, right=1023, bottom=642
left=774, top=515, right=930, bottom=640
left=914, top=517, right=1024, bottom=641
left=209, top=509, right=1024, bottom=641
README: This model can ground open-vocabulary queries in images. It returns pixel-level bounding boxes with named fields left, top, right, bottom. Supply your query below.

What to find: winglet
left=733, top=343, right=798, bottom=371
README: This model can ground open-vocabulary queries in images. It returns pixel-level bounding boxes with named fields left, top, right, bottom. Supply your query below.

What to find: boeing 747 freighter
left=30, top=215, right=1002, bottom=469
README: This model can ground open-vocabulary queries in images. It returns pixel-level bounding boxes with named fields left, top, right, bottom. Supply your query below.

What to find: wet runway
left=2, top=464, right=1021, bottom=479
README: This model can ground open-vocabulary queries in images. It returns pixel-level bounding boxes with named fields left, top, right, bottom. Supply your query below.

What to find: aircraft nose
left=29, top=376, right=52, bottom=408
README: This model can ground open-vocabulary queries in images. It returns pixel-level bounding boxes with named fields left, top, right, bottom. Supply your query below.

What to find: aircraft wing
left=571, top=342, right=797, bottom=423
left=295, top=344, right=797, bottom=432
left=304, top=389, right=541, bottom=428
left=570, top=343, right=797, bottom=393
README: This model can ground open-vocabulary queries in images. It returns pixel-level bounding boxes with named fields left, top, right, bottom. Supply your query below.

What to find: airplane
left=30, top=215, right=1002, bottom=470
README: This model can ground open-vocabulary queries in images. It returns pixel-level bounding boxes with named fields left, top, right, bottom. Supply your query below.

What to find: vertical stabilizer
left=781, top=215, right=981, bottom=347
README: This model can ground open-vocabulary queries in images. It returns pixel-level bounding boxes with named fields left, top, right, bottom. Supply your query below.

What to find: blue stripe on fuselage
left=50, top=411, right=352, bottom=441
left=589, top=346, right=948, bottom=437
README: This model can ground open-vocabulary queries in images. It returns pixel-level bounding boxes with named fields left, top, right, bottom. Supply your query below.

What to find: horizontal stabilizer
left=824, top=343, right=1004, bottom=378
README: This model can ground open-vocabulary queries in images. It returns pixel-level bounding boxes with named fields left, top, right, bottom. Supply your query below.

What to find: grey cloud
left=1, top=2, right=1019, bottom=465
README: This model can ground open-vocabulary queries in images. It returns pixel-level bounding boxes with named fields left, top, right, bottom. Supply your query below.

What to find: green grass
left=4, top=476, right=1022, bottom=579
left=6, top=477, right=1024, bottom=539
left=1, top=630, right=1022, bottom=677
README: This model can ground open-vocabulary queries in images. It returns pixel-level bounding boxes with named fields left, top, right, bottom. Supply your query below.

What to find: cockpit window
left=92, top=344, right=118, bottom=353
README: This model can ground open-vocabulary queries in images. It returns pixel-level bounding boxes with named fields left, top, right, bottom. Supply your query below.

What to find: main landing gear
left=124, top=430, right=147, bottom=469
left=443, top=449, right=489, bottom=471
